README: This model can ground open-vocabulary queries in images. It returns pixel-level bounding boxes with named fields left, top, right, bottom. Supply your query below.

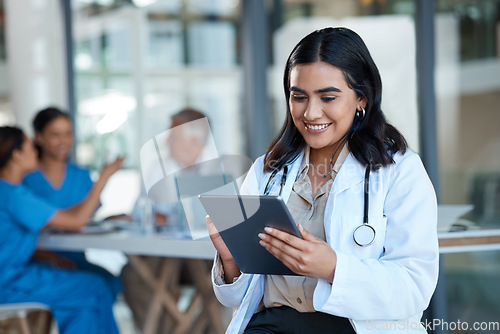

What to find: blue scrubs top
left=0, top=179, right=118, bottom=334
left=23, top=162, right=93, bottom=209
left=0, top=179, right=57, bottom=290
left=22, top=162, right=121, bottom=298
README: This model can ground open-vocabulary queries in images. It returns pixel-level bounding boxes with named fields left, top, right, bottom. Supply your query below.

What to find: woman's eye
left=291, top=95, right=306, bottom=102
left=321, top=97, right=336, bottom=102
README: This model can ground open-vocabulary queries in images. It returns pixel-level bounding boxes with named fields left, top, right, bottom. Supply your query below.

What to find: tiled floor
left=113, top=292, right=232, bottom=334
left=114, top=298, right=137, bottom=334
left=62, top=252, right=232, bottom=333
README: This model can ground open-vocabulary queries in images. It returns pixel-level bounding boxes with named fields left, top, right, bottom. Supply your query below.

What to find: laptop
left=174, top=174, right=237, bottom=239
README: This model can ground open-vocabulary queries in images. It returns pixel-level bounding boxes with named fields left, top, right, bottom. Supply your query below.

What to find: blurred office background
left=0, top=0, right=499, bottom=333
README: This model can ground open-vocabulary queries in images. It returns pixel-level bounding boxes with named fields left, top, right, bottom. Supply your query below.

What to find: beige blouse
left=263, top=145, right=349, bottom=312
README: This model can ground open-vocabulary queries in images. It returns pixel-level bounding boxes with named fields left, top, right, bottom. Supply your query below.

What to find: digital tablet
left=198, top=194, right=302, bottom=276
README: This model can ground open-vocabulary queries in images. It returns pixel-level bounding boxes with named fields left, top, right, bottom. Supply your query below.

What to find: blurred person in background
left=0, top=126, right=123, bottom=334
left=23, top=107, right=122, bottom=299
left=121, top=107, right=212, bottom=333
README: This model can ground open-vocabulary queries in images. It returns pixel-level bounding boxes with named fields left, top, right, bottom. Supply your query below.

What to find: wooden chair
left=0, top=303, right=53, bottom=334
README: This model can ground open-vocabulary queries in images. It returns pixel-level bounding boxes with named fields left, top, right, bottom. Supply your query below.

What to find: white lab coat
left=212, top=149, right=439, bottom=334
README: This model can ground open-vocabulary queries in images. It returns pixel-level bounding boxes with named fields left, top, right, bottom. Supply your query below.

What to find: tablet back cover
left=199, top=195, right=301, bottom=276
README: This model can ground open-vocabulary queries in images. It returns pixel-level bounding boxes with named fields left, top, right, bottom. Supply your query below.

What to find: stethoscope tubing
left=264, top=165, right=288, bottom=197
left=264, top=163, right=375, bottom=247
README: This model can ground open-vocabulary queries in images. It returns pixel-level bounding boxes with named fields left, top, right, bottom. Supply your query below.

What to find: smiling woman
left=265, top=27, right=408, bottom=176
left=288, top=62, right=364, bottom=186
left=23, top=107, right=124, bottom=302
left=207, top=27, right=439, bottom=334
left=34, top=110, right=73, bottom=157
left=290, top=63, right=361, bottom=145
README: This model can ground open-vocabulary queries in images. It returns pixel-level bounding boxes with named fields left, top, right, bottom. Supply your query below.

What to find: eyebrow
left=290, top=86, right=342, bottom=94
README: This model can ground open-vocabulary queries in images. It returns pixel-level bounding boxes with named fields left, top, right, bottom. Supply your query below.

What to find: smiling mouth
left=305, top=122, right=332, bottom=131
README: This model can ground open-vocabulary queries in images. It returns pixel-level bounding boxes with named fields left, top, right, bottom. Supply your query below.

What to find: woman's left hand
left=259, top=224, right=337, bottom=283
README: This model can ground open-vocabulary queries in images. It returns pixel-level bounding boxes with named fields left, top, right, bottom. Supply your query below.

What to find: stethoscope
left=264, top=163, right=375, bottom=247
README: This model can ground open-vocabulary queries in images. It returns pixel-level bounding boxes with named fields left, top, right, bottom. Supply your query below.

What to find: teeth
left=306, top=123, right=330, bottom=130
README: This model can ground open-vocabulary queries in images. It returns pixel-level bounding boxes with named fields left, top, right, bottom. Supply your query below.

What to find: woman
left=207, top=27, right=439, bottom=333
left=23, top=107, right=122, bottom=298
left=0, top=126, right=123, bottom=334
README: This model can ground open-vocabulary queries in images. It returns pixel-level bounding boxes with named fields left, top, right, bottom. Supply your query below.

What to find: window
left=71, top=0, right=242, bottom=217
left=436, top=0, right=500, bottom=328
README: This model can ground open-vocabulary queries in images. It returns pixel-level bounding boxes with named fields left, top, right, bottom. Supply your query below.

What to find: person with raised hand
left=0, top=125, right=123, bottom=334
left=23, top=106, right=123, bottom=299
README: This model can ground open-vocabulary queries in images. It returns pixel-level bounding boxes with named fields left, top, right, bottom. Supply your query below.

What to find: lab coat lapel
left=323, top=153, right=365, bottom=242
left=264, top=152, right=304, bottom=204
left=331, top=153, right=365, bottom=195
left=281, top=152, right=304, bottom=203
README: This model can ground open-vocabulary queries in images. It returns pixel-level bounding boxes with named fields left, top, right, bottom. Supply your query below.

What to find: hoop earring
left=357, top=106, right=366, bottom=119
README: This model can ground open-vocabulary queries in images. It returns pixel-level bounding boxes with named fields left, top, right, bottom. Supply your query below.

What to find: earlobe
left=357, top=96, right=368, bottom=109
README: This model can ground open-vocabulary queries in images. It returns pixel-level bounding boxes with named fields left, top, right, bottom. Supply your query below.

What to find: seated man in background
left=121, top=107, right=216, bottom=332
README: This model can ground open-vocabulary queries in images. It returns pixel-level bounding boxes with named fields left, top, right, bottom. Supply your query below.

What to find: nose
left=303, top=98, right=323, bottom=121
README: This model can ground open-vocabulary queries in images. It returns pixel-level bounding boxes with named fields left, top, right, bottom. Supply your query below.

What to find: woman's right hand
left=206, top=215, right=241, bottom=283
left=99, top=156, right=125, bottom=180
left=206, top=215, right=233, bottom=262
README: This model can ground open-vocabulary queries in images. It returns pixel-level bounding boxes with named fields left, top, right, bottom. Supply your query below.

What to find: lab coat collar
left=330, top=152, right=366, bottom=194
left=273, top=150, right=364, bottom=203
left=283, top=151, right=365, bottom=197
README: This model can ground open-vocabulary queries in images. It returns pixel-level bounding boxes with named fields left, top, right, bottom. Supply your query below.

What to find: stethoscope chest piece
left=266, top=162, right=377, bottom=247
left=353, top=223, right=376, bottom=247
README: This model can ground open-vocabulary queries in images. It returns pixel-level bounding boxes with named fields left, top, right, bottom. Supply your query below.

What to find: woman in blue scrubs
left=0, top=126, right=123, bottom=334
left=23, top=107, right=122, bottom=298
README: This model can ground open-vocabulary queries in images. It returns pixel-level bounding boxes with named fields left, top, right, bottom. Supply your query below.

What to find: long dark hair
left=32, top=107, right=71, bottom=158
left=264, top=27, right=407, bottom=172
left=0, top=126, right=25, bottom=170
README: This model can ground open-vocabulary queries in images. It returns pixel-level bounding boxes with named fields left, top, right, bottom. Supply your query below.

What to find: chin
left=27, top=164, right=38, bottom=173
left=304, top=138, right=332, bottom=150
left=55, top=153, right=70, bottom=161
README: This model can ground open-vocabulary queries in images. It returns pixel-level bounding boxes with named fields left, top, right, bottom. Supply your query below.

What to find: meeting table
left=37, top=211, right=500, bottom=334
left=37, top=224, right=223, bottom=334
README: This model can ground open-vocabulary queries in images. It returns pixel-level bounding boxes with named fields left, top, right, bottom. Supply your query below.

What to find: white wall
left=5, top=0, right=67, bottom=135
left=435, top=14, right=460, bottom=170
left=0, top=62, right=9, bottom=95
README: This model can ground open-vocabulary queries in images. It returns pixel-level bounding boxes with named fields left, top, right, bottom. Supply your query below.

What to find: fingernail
left=264, top=227, right=272, bottom=233
left=258, top=233, right=266, bottom=240
left=259, top=240, right=267, bottom=247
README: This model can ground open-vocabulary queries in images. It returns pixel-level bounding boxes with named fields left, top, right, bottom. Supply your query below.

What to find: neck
left=39, top=156, right=66, bottom=174
left=0, top=165, right=25, bottom=184
left=310, top=140, right=346, bottom=167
